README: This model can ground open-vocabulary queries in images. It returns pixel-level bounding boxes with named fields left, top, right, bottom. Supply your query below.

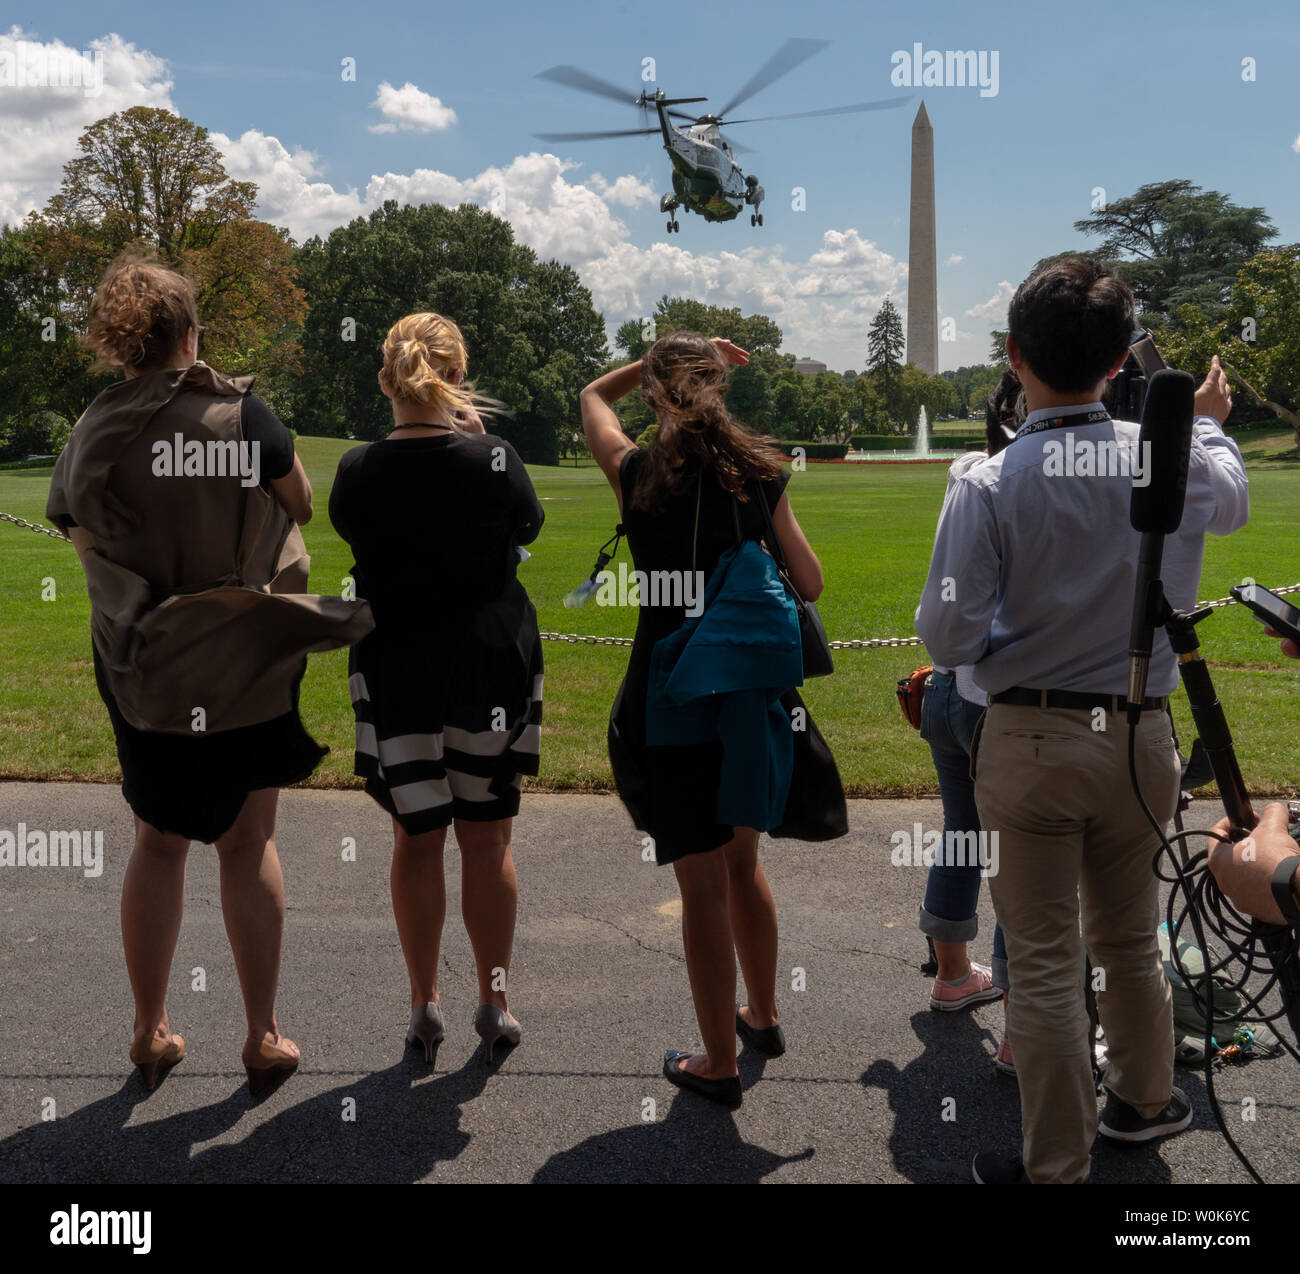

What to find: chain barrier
left=0, top=510, right=71, bottom=542
left=4, top=509, right=1296, bottom=647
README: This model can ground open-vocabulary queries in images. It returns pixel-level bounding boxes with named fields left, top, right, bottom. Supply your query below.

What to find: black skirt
left=93, top=645, right=327, bottom=843
left=348, top=588, right=543, bottom=834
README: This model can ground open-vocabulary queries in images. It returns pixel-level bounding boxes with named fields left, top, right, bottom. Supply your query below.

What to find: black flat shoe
left=736, top=1011, right=786, bottom=1058
left=662, top=1050, right=743, bottom=1109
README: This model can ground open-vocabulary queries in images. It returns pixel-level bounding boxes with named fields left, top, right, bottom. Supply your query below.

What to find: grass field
left=2, top=428, right=1299, bottom=795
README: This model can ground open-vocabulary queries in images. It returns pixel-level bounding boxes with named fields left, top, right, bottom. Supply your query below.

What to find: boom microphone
left=1127, top=369, right=1196, bottom=723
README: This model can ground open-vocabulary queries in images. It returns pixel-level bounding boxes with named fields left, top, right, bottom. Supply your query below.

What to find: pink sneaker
left=929, top=962, right=1002, bottom=1012
left=994, top=1031, right=1016, bottom=1075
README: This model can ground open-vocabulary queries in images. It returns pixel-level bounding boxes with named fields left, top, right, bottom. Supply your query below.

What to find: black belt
left=989, top=687, right=1169, bottom=713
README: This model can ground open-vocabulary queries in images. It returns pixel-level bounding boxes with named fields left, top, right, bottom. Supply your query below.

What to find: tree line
left=1, top=109, right=1297, bottom=464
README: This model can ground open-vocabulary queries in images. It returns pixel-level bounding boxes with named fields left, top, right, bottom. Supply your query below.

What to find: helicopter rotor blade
left=720, top=96, right=911, bottom=126
left=535, top=65, right=640, bottom=107
left=713, top=37, right=829, bottom=121
left=533, top=127, right=660, bottom=142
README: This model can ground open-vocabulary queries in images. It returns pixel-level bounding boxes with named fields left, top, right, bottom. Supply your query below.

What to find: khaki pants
left=973, top=702, right=1180, bottom=1183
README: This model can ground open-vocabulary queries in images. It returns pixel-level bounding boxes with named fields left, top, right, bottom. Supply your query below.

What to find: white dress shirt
left=928, top=451, right=990, bottom=708
left=914, top=402, right=1249, bottom=697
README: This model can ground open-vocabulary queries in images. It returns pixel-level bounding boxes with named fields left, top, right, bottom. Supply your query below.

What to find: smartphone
left=1231, top=582, right=1300, bottom=644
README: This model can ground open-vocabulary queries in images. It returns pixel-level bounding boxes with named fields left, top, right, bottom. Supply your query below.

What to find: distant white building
left=794, top=357, right=827, bottom=376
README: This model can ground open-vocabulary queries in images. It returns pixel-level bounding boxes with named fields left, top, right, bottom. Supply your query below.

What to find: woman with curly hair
left=46, top=252, right=371, bottom=1095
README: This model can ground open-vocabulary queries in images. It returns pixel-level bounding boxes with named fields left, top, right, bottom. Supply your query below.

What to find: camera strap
left=1014, top=408, right=1110, bottom=440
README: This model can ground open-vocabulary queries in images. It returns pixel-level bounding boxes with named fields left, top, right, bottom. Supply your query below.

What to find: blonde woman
left=45, top=252, right=371, bottom=1095
left=328, top=313, right=544, bottom=1063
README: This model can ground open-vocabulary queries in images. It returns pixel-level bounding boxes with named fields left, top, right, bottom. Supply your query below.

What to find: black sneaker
left=1098, top=1086, right=1192, bottom=1143
left=972, top=1151, right=1030, bottom=1184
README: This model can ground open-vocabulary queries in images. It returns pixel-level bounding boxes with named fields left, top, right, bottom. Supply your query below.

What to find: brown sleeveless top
left=47, top=362, right=373, bottom=734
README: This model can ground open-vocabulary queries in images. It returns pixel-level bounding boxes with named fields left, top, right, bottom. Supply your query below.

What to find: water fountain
left=847, top=400, right=962, bottom=463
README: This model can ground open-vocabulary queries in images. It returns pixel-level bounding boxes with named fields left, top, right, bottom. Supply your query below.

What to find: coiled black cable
left=1128, top=724, right=1300, bottom=1186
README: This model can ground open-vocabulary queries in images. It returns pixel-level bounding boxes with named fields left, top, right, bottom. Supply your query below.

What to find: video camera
left=1107, top=329, right=1167, bottom=421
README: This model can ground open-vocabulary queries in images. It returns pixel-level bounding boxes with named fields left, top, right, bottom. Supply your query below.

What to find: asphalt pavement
left=1, top=783, right=1296, bottom=1184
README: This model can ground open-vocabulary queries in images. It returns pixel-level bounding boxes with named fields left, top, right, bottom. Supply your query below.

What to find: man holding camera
left=916, top=256, right=1248, bottom=1184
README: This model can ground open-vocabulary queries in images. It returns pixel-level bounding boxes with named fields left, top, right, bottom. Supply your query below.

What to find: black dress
left=87, top=395, right=325, bottom=844
left=609, top=449, right=844, bottom=865
left=328, top=430, right=544, bottom=833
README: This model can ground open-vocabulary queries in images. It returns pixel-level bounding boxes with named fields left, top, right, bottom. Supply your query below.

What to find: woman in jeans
left=918, top=373, right=1022, bottom=1070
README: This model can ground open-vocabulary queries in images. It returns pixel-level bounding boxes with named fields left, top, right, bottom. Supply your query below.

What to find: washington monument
left=906, top=100, right=938, bottom=375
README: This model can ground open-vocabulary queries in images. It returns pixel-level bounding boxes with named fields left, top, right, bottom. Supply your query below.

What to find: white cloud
left=368, top=81, right=456, bottom=134
left=211, top=128, right=365, bottom=240
left=215, top=138, right=911, bottom=368
left=0, top=22, right=931, bottom=371
left=965, top=280, right=1015, bottom=321
left=588, top=172, right=657, bottom=207
left=0, top=27, right=174, bottom=225
left=1292, top=132, right=1300, bottom=154
left=946, top=253, right=964, bottom=266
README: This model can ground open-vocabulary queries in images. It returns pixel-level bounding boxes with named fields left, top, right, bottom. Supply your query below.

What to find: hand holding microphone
left=1207, top=803, right=1300, bottom=925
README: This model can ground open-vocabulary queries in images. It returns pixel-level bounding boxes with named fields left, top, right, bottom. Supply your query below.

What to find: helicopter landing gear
left=751, top=213, right=763, bottom=227
left=666, top=218, right=680, bottom=233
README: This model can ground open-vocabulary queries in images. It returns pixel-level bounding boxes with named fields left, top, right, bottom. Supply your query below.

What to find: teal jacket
left=646, top=539, right=803, bottom=829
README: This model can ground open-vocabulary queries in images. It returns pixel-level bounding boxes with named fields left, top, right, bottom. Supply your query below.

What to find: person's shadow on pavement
left=861, top=1008, right=1175, bottom=1184
left=533, top=1048, right=815, bottom=1183
left=0, top=1049, right=493, bottom=1184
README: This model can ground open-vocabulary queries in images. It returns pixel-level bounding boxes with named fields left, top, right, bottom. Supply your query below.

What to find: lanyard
left=1014, top=408, right=1110, bottom=440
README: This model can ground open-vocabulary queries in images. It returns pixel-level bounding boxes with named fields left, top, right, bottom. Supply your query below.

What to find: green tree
left=292, top=201, right=607, bottom=453
left=942, top=363, right=1003, bottom=419
left=866, top=296, right=905, bottom=421
left=649, top=296, right=783, bottom=353
left=25, top=106, right=305, bottom=404
left=614, top=317, right=652, bottom=359
left=849, top=376, right=889, bottom=434
left=895, top=365, right=958, bottom=433
left=768, top=367, right=809, bottom=439
left=1074, top=180, right=1276, bottom=325
left=804, top=371, right=853, bottom=442
left=0, top=224, right=98, bottom=424
left=1156, top=245, right=1300, bottom=445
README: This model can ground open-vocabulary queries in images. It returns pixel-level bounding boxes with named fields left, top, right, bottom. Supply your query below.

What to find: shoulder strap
left=753, top=480, right=806, bottom=605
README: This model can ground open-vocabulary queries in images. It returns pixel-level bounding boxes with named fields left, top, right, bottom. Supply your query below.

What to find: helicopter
left=534, top=38, right=909, bottom=235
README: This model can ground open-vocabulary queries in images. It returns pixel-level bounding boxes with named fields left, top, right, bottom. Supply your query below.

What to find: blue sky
left=2, top=0, right=1297, bottom=371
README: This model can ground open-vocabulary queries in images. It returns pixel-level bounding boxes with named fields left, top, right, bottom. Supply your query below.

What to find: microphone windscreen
left=1130, top=369, right=1195, bottom=535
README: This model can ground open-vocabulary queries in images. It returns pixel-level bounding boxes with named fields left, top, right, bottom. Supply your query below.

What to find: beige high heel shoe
left=129, top=1030, right=185, bottom=1091
left=241, top=1035, right=300, bottom=1096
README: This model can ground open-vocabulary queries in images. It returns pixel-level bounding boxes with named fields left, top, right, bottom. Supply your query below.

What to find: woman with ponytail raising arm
left=329, top=313, right=544, bottom=1064
left=582, top=331, right=846, bottom=1110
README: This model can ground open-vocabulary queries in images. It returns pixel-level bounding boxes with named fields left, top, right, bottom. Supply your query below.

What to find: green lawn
left=2, top=434, right=1299, bottom=795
